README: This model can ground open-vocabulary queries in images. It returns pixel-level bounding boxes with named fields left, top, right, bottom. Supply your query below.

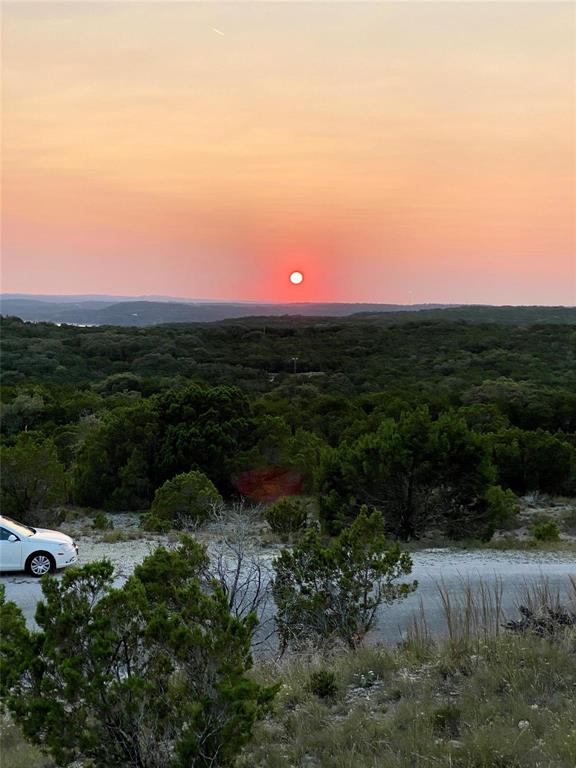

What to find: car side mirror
left=8, top=534, right=18, bottom=542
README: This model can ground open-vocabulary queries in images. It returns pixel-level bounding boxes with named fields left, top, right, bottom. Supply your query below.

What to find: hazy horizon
left=2, top=2, right=575, bottom=305
left=3, top=292, right=574, bottom=309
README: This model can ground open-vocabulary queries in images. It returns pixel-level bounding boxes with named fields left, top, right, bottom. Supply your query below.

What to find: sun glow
left=290, top=271, right=304, bottom=285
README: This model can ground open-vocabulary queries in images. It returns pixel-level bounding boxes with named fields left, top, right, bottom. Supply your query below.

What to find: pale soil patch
left=61, top=495, right=576, bottom=574
left=64, top=507, right=282, bottom=578
left=492, top=495, right=576, bottom=544
left=61, top=512, right=169, bottom=577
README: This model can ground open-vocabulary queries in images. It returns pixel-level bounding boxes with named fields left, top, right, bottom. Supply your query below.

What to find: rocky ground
left=58, top=494, right=576, bottom=567
left=491, top=494, right=576, bottom=543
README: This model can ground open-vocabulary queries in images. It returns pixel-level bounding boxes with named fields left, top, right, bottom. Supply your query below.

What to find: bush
left=100, top=530, right=144, bottom=544
left=272, top=507, right=417, bottom=651
left=264, top=496, right=308, bottom=535
left=485, top=485, right=518, bottom=529
left=308, top=670, right=338, bottom=699
left=0, top=538, right=276, bottom=768
left=531, top=518, right=560, bottom=542
left=140, top=513, right=172, bottom=534
left=92, top=511, right=113, bottom=530
left=150, top=470, right=222, bottom=528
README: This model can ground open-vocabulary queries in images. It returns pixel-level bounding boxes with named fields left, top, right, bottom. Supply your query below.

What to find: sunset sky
left=2, top=1, right=575, bottom=304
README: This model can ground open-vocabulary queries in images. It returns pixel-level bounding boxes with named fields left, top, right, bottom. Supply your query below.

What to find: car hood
left=31, top=528, right=75, bottom=546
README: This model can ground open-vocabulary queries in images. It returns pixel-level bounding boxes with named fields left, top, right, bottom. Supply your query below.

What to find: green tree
left=0, top=388, right=46, bottom=435
left=0, top=433, right=66, bottom=520
left=149, top=470, right=223, bottom=528
left=489, top=428, right=575, bottom=495
left=153, top=384, right=257, bottom=492
left=285, top=428, right=328, bottom=491
left=94, top=372, right=144, bottom=394
left=0, top=538, right=275, bottom=768
left=72, top=400, right=158, bottom=510
left=318, top=408, right=495, bottom=539
left=110, top=447, right=152, bottom=510
left=272, top=508, right=416, bottom=651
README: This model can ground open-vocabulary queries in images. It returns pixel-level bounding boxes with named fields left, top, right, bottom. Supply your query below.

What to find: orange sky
left=2, top=1, right=575, bottom=304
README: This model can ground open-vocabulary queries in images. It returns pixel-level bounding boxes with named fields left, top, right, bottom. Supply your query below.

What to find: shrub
left=354, top=670, right=379, bottom=689
left=92, top=511, right=113, bottom=530
left=531, top=518, right=560, bottom=542
left=272, top=507, right=417, bottom=651
left=485, top=485, right=518, bottom=529
left=308, top=670, right=338, bottom=699
left=100, top=530, right=145, bottom=544
left=150, top=470, right=222, bottom=528
left=264, top=496, right=308, bottom=535
left=0, top=538, right=276, bottom=768
left=140, top=513, right=172, bottom=534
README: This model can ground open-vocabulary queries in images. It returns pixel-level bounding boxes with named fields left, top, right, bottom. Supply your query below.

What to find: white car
left=0, top=515, right=79, bottom=576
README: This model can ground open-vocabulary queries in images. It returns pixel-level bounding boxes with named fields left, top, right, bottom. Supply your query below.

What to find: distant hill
left=0, top=295, right=574, bottom=326
left=0, top=296, right=453, bottom=326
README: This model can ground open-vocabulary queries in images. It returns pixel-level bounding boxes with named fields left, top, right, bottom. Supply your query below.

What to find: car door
left=0, top=526, right=23, bottom=570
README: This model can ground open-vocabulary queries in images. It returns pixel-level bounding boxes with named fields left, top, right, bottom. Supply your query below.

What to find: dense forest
left=1, top=311, right=575, bottom=540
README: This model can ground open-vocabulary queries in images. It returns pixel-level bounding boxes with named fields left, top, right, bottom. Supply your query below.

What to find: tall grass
left=515, top=574, right=576, bottom=616
left=406, top=574, right=575, bottom=654
left=407, top=577, right=505, bottom=652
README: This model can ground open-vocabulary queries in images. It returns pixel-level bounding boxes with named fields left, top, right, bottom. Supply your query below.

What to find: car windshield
left=1, top=517, right=35, bottom=537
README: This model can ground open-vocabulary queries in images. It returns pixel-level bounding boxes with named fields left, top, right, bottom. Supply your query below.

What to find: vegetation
left=308, top=669, right=338, bottom=700
left=1, top=314, right=574, bottom=540
left=146, top=470, right=222, bottom=529
left=0, top=538, right=276, bottom=768
left=532, top=518, right=561, bottom=542
left=4, top=576, right=576, bottom=768
left=5, top=628, right=576, bottom=768
left=1, top=311, right=575, bottom=766
left=91, top=510, right=112, bottom=530
left=318, top=408, right=497, bottom=537
left=237, top=579, right=576, bottom=768
left=272, top=508, right=416, bottom=651
left=264, top=496, right=308, bottom=535
left=484, top=485, right=518, bottom=529
left=0, top=433, right=66, bottom=521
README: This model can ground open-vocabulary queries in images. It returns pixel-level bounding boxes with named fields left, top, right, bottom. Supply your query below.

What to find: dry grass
left=240, top=631, right=576, bottom=767
left=239, top=577, right=576, bottom=768
left=0, top=720, right=53, bottom=768
left=98, top=529, right=148, bottom=544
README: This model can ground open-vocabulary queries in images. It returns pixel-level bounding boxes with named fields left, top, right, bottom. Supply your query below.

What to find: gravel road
left=3, top=532, right=574, bottom=649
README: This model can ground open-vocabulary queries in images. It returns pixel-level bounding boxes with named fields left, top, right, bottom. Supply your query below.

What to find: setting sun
left=289, top=271, right=303, bottom=285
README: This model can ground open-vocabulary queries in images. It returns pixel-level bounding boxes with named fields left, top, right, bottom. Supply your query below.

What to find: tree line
left=1, top=380, right=574, bottom=539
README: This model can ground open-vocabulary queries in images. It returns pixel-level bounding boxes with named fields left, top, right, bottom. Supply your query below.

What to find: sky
left=2, top=1, right=575, bottom=305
